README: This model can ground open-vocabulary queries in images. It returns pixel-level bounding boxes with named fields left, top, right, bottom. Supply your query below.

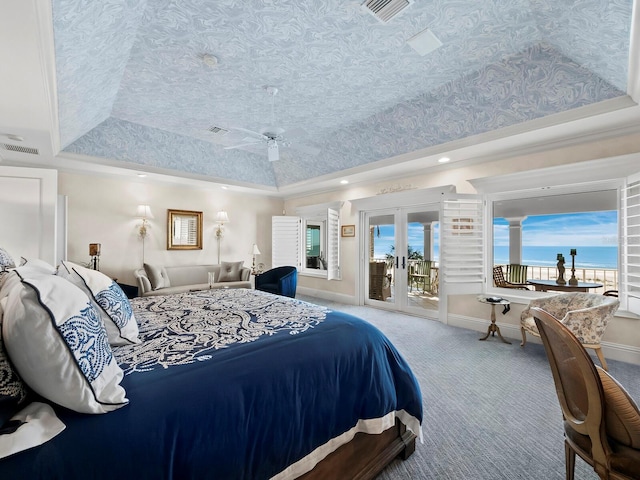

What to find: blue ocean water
left=494, top=246, right=618, bottom=269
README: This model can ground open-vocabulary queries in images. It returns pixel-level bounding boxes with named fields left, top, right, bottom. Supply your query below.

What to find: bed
left=0, top=270, right=422, bottom=479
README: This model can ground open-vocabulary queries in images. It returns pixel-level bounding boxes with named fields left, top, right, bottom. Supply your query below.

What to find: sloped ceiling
left=46, top=0, right=635, bottom=190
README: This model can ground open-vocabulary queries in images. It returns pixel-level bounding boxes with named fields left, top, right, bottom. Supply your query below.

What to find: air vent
left=207, top=126, right=229, bottom=136
left=0, top=143, right=39, bottom=155
left=362, top=0, right=412, bottom=23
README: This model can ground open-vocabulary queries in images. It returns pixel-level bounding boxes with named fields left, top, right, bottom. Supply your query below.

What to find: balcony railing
left=505, top=264, right=618, bottom=294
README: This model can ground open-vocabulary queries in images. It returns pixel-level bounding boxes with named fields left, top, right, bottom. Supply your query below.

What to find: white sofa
left=134, top=262, right=251, bottom=297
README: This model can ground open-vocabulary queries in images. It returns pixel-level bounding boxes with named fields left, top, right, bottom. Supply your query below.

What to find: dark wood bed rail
left=299, top=420, right=416, bottom=479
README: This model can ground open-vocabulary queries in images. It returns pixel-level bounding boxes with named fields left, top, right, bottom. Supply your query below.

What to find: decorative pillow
left=2, top=271, right=128, bottom=414
left=0, top=297, right=28, bottom=428
left=218, top=261, right=244, bottom=282
left=18, top=257, right=56, bottom=275
left=57, top=261, right=139, bottom=346
left=597, top=366, right=640, bottom=448
left=143, top=263, right=171, bottom=290
left=0, top=248, right=15, bottom=273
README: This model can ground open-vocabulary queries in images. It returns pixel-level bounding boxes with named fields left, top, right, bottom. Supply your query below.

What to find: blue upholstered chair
left=255, top=266, right=297, bottom=298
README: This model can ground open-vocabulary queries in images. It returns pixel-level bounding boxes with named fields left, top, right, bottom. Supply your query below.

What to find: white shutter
left=272, top=216, right=301, bottom=268
left=622, top=173, right=640, bottom=315
left=327, top=208, right=340, bottom=280
left=440, top=195, right=484, bottom=292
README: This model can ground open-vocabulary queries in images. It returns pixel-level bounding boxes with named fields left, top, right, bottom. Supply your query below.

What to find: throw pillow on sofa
left=218, top=261, right=244, bottom=282
left=143, top=263, right=171, bottom=290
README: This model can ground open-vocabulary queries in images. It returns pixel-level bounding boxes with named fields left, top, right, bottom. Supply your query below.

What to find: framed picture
left=341, top=225, right=355, bottom=237
left=167, top=209, right=203, bottom=250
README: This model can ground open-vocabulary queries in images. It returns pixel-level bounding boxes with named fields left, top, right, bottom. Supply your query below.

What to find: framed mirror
left=167, top=209, right=203, bottom=250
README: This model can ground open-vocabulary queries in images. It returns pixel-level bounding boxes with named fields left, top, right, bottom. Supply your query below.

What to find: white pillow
left=57, top=261, right=140, bottom=346
left=3, top=271, right=128, bottom=414
left=0, top=247, right=15, bottom=273
left=18, top=257, right=56, bottom=275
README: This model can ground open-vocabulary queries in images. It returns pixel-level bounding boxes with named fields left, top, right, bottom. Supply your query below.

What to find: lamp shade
left=136, top=205, right=154, bottom=219
left=252, top=244, right=261, bottom=255
left=216, top=211, right=229, bottom=223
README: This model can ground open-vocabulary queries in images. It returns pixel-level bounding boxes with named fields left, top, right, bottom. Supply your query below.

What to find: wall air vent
left=362, top=0, right=412, bottom=23
left=0, top=143, right=39, bottom=155
left=207, top=126, right=229, bottom=136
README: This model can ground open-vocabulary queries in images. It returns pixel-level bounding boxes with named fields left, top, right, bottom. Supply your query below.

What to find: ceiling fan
left=223, top=86, right=319, bottom=161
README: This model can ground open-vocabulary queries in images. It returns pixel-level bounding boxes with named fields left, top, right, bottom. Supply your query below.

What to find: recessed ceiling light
left=438, top=157, right=450, bottom=163
left=221, top=185, right=228, bottom=190
left=137, top=173, right=147, bottom=178
left=340, top=179, right=349, bottom=184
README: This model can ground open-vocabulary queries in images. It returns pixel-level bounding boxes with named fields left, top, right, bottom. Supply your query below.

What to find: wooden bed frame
left=300, top=420, right=417, bottom=479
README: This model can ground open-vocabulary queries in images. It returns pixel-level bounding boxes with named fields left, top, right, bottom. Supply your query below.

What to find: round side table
left=477, top=295, right=512, bottom=344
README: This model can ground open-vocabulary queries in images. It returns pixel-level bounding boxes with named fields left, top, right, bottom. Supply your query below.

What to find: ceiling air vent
left=207, top=125, right=229, bottom=136
left=0, top=143, right=39, bottom=155
left=362, top=0, right=412, bottom=23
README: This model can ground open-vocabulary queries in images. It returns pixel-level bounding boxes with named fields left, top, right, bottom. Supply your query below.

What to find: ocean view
left=494, top=246, right=618, bottom=269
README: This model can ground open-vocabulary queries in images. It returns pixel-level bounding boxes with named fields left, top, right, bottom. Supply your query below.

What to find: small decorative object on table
left=89, top=243, right=101, bottom=271
left=568, top=248, right=578, bottom=286
left=556, top=253, right=566, bottom=285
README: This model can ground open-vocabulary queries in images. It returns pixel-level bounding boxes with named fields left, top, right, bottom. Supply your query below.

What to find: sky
left=494, top=211, right=618, bottom=246
left=371, top=211, right=618, bottom=259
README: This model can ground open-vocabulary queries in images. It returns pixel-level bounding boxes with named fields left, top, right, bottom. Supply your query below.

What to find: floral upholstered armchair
left=520, top=293, right=619, bottom=370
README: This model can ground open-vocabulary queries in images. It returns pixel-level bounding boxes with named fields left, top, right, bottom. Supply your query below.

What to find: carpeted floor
left=297, top=295, right=640, bottom=480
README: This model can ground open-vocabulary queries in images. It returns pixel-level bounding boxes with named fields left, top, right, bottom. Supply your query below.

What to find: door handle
left=395, top=256, right=399, bottom=269
left=402, top=256, right=406, bottom=269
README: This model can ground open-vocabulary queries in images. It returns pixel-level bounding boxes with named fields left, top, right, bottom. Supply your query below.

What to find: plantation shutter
left=622, top=173, right=640, bottom=315
left=272, top=216, right=300, bottom=269
left=327, top=208, right=340, bottom=280
left=440, top=195, right=484, bottom=285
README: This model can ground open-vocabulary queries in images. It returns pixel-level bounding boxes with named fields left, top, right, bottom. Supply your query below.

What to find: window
left=272, top=202, right=341, bottom=280
left=469, top=155, right=640, bottom=316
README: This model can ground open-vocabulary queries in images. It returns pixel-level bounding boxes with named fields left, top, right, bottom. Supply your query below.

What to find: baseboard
left=296, top=286, right=357, bottom=305
left=448, top=314, right=640, bottom=366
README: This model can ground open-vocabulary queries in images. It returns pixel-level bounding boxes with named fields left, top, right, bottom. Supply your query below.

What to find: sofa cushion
left=218, top=261, right=244, bottom=282
left=144, top=263, right=171, bottom=290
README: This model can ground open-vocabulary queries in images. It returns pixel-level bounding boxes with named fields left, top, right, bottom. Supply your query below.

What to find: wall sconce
left=215, top=210, right=229, bottom=264
left=89, top=243, right=101, bottom=270
left=251, top=243, right=261, bottom=274
left=136, top=205, right=154, bottom=264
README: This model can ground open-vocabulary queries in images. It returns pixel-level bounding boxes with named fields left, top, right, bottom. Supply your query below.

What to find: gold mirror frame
left=167, top=209, right=203, bottom=250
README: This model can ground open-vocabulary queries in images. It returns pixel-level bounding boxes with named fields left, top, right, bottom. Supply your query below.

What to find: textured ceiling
left=52, top=0, right=633, bottom=189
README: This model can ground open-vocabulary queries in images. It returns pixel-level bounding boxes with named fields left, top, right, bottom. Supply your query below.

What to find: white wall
left=0, top=166, right=58, bottom=265
left=59, top=172, right=283, bottom=286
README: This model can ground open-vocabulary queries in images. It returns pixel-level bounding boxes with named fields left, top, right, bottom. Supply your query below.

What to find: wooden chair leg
left=594, top=347, right=608, bottom=371
left=565, top=440, right=576, bottom=480
left=520, top=327, right=527, bottom=347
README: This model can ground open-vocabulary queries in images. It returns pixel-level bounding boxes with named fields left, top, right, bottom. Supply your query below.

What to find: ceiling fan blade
left=224, top=141, right=262, bottom=150
left=232, top=127, right=268, bottom=141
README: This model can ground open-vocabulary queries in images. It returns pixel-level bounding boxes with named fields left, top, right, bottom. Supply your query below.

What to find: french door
left=364, top=204, right=439, bottom=317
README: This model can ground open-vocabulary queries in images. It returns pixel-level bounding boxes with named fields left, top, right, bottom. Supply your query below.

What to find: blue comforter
left=0, top=289, right=422, bottom=479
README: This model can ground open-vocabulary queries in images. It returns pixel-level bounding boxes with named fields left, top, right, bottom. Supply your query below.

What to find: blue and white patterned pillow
left=57, top=261, right=140, bottom=346
left=2, top=270, right=128, bottom=414
left=0, top=248, right=15, bottom=273
left=0, top=297, right=28, bottom=428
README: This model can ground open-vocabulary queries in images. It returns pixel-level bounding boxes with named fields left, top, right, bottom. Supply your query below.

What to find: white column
left=505, top=216, right=527, bottom=264
left=422, top=223, right=434, bottom=260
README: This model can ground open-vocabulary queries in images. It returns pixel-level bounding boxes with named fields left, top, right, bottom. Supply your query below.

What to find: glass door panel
left=405, top=207, right=439, bottom=317
left=366, top=213, right=396, bottom=305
